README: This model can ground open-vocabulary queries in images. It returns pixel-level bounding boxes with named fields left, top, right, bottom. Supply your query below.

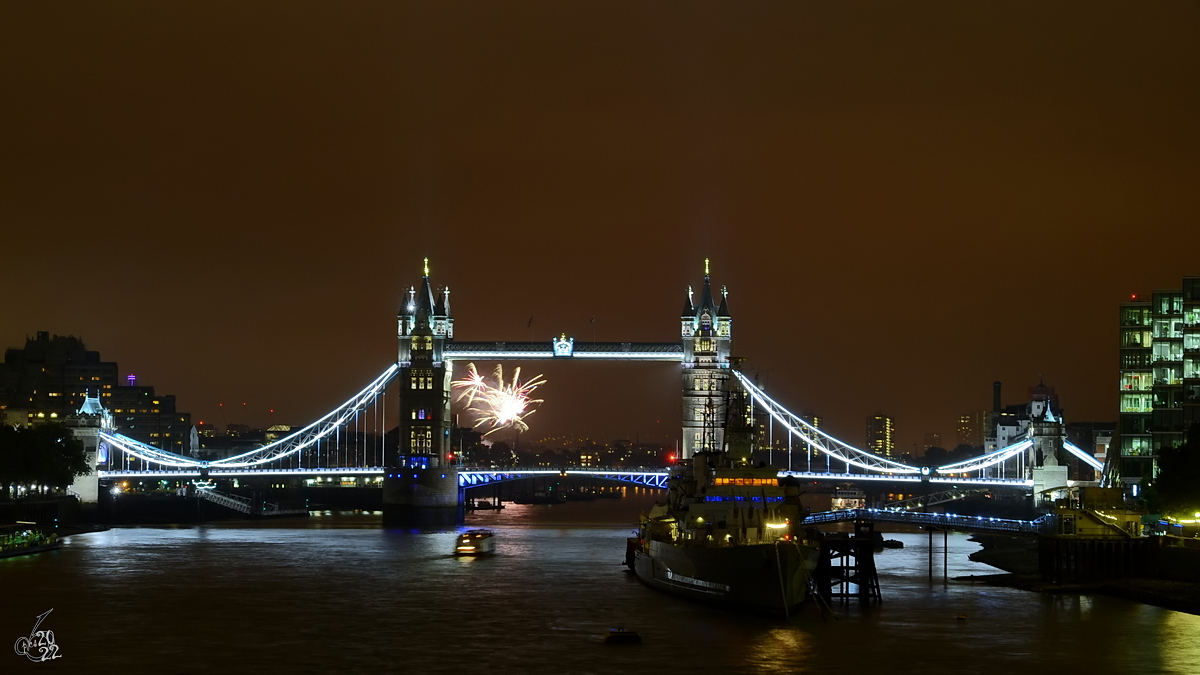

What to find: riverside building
left=1118, top=275, right=1200, bottom=482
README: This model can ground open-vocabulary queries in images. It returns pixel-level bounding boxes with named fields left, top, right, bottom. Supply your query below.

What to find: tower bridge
left=81, top=259, right=1100, bottom=524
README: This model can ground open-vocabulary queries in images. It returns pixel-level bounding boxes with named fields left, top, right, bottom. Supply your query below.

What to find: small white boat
left=455, top=529, right=496, bottom=556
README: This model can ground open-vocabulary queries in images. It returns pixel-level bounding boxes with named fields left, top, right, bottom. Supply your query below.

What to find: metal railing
left=197, top=489, right=307, bottom=516
left=882, top=488, right=987, bottom=510
left=198, top=489, right=252, bottom=514
left=804, top=508, right=1051, bottom=536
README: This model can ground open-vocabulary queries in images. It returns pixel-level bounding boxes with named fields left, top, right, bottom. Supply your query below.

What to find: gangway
left=197, top=488, right=307, bottom=517
left=882, top=488, right=989, bottom=511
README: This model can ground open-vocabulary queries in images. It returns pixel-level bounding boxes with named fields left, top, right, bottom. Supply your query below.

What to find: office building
left=1118, top=275, right=1200, bottom=481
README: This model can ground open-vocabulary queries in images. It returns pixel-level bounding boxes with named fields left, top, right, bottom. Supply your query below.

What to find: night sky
left=2, top=3, right=1198, bottom=454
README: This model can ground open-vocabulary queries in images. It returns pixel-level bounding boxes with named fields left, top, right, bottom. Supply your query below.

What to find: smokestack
left=993, top=381, right=1002, bottom=413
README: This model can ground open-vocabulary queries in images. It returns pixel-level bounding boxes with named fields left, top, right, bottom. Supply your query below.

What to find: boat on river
left=604, top=628, right=642, bottom=645
left=455, top=529, right=496, bottom=556
left=0, top=525, right=61, bottom=559
left=626, top=453, right=818, bottom=615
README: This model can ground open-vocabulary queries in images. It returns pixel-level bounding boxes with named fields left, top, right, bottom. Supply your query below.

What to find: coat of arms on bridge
left=553, top=334, right=574, bottom=357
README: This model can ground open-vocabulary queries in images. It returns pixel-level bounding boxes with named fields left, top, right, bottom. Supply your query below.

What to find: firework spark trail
left=452, top=363, right=546, bottom=436
left=452, top=363, right=489, bottom=408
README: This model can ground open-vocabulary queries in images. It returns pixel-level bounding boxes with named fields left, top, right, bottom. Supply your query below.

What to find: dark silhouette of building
left=0, top=331, right=118, bottom=417
left=0, top=330, right=190, bottom=452
left=107, top=385, right=191, bottom=453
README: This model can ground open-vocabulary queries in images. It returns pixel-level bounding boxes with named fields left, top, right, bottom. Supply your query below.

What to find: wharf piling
left=814, top=520, right=882, bottom=602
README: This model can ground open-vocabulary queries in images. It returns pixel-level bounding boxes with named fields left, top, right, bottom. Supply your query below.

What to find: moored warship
left=624, top=260, right=818, bottom=614
left=626, top=452, right=819, bottom=614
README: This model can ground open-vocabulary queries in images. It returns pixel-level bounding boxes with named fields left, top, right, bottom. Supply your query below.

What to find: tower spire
left=423, top=257, right=430, bottom=277
left=704, top=257, right=710, bottom=277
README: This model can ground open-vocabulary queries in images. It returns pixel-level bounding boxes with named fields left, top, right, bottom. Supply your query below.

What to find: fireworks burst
left=452, top=363, right=546, bottom=436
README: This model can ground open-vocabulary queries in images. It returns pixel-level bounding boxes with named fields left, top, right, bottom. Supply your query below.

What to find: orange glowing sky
left=2, top=2, right=1198, bottom=453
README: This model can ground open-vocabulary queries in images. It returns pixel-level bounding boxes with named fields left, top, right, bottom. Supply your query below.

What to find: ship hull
left=633, top=539, right=817, bottom=614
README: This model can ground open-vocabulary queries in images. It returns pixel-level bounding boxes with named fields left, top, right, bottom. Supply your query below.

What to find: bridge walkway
left=805, top=508, right=1049, bottom=537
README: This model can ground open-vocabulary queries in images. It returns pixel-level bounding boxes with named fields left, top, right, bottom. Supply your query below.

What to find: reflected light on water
left=1159, top=609, right=1200, bottom=673
left=744, top=627, right=811, bottom=674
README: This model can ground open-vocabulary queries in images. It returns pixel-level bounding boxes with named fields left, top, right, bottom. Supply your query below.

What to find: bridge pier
left=927, top=528, right=948, bottom=582
left=382, top=468, right=462, bottom=527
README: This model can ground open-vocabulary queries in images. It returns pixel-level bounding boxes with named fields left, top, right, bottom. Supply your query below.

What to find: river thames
left=4, top=492, right=1197, bottom=673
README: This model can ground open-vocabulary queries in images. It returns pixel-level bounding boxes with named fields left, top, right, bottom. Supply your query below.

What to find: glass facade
left=1119, top=298, right=1153, bottom=474
left=1119, top=278, right=1200, bottom=480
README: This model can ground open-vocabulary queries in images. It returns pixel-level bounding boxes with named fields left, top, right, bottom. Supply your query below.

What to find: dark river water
left=4, top=491, right=1198, bottom=674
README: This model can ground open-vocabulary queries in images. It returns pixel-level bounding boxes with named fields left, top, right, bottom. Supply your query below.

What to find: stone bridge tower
left=680, top=259, right=733, bottom=459
left=384, top=259, right=459, bottom=526
left=395, top=258, right=454, bottom=469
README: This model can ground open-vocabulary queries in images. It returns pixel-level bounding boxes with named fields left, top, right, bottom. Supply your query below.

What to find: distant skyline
left=3, top=3, right=1198, bottom=453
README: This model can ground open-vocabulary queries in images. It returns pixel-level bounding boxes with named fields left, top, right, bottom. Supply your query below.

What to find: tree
left=949, top=444, right=978, bottom=463
left=923, top=446, right=949, bottom=467
left=0, top=422, right=90, bottom=498
left=1153, top=423, right=1200, bottom=518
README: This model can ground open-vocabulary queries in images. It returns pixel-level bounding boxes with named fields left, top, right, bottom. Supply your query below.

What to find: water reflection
left=1159, top=610, right=1200, bottom=673
left=744, top=627, right=811, bottom=673
left=2, top=505, right=1196, bottom=673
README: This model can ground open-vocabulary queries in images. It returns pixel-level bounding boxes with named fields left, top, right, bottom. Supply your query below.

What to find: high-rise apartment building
left=1117, top=275, right=1200, bottom=481
left=866, top=413, right=895, bottom=458
left=800, top=412, right=822, bottom=463
left=957, top=411, right=986, bottom=449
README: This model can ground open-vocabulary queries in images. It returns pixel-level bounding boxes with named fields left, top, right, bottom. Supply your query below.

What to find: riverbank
left=967, top=534, right=1200, bottom=616
left=963, top=572, right=1200, bottom=616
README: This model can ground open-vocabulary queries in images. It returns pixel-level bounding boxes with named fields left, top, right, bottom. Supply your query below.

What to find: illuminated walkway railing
left=99, top=467, right=386, bottom=479
left=100, top=364, right=398, bottom=470
left=734, top=370, right=1043, bottom=479
left=457, top=468, right=671, bottom=489
left=806, top=508, right=1052, bottom=536
left=95, top=359, right=1062, bottom=490
left=778, top=471, right=1031, bottom=487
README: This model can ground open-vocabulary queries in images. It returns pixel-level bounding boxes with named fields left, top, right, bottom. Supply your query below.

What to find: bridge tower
left=396, top=258, right=454, bottom=468
left=680, top=259, right=734, bottom=459
left=384, top=259, right=460, bottom=526
left=1029, top=394, right=1069, bottom=499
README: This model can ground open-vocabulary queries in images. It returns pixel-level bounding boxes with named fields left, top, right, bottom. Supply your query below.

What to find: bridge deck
left=444, top=341, right=683, bottom=360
